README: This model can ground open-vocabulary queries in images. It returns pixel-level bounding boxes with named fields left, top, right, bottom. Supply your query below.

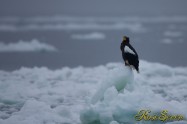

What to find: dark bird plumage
left=120, top=36, right=139, bottom=73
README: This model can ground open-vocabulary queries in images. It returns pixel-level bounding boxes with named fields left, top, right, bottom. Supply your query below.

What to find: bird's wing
left=124, top=46, right=136, bottom=55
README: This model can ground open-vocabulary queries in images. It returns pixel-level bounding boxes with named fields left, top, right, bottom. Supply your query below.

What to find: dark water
left=0, top=0, right=187, bottom=70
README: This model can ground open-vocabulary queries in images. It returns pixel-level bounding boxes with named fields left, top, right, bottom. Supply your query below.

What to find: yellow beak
left=123, top=37, right=126, bottom=41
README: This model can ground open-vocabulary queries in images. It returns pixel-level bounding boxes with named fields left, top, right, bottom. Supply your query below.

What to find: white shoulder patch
left=124, top=46, right=135, bottom=55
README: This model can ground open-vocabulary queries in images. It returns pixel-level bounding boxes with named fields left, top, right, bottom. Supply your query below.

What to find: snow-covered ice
left=71, top=32, right=106, bottom=40
left=0, top=39, right=57, bottom=52
left=0, top=60, right=187, bottom=124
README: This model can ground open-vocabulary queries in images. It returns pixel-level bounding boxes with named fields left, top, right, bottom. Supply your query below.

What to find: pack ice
left=0, top=60, right=187, bottom=124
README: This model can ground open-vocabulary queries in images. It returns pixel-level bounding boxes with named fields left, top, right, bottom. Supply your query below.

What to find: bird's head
left=122, top=36, right=130, bottom=44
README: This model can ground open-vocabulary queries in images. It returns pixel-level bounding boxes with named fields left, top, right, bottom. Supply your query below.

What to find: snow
left=0, top=60, right=187, bottom=124
left=0, top=39, right=57, bottom=52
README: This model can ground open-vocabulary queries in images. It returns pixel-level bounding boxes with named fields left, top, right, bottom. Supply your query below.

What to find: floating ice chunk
left=166, top=121, right=187, bottom=124
left=1, top=99, right=65, bottom=124
left=103, top=87, right=118, bottom=103
left=71, top=32, right=106, bottom=40
left=91, top=65, right=134, bottom=104
left=0, top=60, right=187, bottom=124
left=110, top=121, right=119, bottom=124
left=0, top=39, right=57, bottom=52
left=99, top=110, right=113, bottom=124
left=80, top=107, right=100, bottom=124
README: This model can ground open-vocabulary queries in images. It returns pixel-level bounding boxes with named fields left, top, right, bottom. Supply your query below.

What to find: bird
left=120, top=36, right=139, bottom=73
